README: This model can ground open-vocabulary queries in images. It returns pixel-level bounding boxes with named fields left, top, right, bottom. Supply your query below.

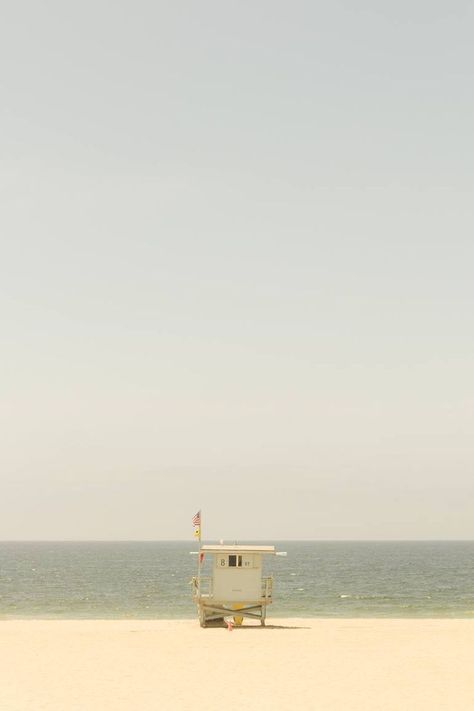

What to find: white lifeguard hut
left=191, top=542, right=286, bottom=627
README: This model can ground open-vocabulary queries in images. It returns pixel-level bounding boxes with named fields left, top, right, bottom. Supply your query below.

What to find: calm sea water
left=1, top=541, right=473, bottom=619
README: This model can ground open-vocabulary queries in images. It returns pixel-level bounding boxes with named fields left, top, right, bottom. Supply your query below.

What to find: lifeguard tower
left=191, top=543, right=286, bottom=627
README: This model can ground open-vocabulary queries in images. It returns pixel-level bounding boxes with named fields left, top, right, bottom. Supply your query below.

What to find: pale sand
left=1, top=619, right=474, bottom=711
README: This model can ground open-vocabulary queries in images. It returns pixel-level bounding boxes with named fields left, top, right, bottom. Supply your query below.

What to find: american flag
left=192, top=510, right=201, bottom=526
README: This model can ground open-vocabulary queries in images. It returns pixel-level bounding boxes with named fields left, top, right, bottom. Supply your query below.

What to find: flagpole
left=197, top=510, right=202, bottom=593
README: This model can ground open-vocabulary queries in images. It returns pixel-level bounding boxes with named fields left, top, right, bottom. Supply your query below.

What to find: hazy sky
left=1, top=1, right=473, bottom=540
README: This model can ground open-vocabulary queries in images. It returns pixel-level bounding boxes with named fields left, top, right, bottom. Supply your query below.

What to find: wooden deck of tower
left=191, top=544, right=286, bottom=627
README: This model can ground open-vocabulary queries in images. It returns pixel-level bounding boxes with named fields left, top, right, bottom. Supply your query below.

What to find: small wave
left=339, top=594, right=351, bottom=599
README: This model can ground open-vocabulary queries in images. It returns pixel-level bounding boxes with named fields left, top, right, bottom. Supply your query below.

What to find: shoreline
left=2, top=616, right=474, bottom=623
left=1, top=614, right=474, bottom=620
left=1, top=619, right=474, bottom=710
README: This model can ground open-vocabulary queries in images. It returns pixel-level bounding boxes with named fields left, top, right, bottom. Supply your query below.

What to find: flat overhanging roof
left=200, top=545, right=276, bottom=554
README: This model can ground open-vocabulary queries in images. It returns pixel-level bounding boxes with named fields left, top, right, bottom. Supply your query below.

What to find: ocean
left=1, top=541, right=473, bottom=619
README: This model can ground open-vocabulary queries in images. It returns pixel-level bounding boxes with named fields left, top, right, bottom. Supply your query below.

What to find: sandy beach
left=1, top=618, right=474, bottom=710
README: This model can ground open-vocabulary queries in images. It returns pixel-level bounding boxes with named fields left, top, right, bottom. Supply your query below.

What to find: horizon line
left=1, top=538, right=473, bottom=543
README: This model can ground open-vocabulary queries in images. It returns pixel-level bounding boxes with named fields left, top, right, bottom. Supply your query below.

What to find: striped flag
left=192, top=510, right=201, bottom=527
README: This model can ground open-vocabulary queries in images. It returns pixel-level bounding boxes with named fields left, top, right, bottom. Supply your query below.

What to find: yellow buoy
left=232, top=603, right=244, bottom=626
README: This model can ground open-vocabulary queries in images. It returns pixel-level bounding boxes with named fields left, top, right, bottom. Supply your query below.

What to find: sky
left=1, top=0, right=473, bottom=540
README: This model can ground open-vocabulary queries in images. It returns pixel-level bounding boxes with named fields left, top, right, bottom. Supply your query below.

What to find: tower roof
left=200, top=544, right=276, bottom=553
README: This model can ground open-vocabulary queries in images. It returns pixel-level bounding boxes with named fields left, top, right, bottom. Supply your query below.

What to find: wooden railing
left=192, top=575, right=213, bottom=599
left=262, top=576, right=273, bottom=600
left=193, top=575, right=273, bottom=601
